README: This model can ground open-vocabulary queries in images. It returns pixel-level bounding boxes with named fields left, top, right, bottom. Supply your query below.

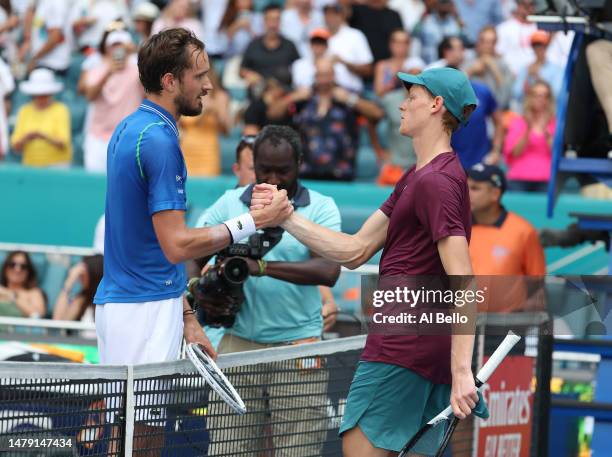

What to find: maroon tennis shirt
left=360, top=151, right=472, bottom=384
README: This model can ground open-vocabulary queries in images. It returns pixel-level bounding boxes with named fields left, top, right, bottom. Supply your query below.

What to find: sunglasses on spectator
left=8, top=261, right=28, bottom=271
left=241, top=135, right=257, bottom=145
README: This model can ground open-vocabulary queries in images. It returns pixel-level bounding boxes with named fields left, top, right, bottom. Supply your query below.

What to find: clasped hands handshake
left=249, top=183, right=294, bottom=229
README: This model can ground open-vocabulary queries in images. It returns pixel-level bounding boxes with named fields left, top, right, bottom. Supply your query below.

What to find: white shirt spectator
left=388, top=0, right=425, bottom=32
left=0, top=56, right=14, bottom=156
left=495, top=16, right=537, bottom=76
left=327, top=24, right=373, bottom=93
left=292, top=54, right=341, bottom=89
left=201, top=0, right=229, bottom=56
left=31, top=0, right=73, bottom=71
left=281, top=8, right=325, bottom=57
left=70, top=0, right=131, bottom=50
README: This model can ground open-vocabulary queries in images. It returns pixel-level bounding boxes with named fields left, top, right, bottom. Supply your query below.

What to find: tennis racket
left=185, top=343, right=247, bottom=415
left=398, top=331, right=521, bottom=457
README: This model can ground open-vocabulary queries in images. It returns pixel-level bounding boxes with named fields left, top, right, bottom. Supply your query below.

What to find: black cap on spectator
left=467, top=163, right=506, bottom=193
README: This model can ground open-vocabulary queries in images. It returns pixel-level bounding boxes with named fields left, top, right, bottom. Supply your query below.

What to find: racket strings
left=186, top=343, right=247, bottom=415
left=400, top=420, right=450, bottom=457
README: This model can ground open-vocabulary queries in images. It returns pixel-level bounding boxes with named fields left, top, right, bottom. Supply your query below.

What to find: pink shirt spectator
left=86, top=57, right=144, bottom=141
left=503, top=116, right=555, bottom=182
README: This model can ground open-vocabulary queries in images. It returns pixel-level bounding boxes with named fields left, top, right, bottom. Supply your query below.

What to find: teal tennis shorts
left=339, top=361, right=451, bottom=453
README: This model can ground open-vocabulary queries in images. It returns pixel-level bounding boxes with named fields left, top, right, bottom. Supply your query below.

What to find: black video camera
left=187, top=227, right=284, bottom=327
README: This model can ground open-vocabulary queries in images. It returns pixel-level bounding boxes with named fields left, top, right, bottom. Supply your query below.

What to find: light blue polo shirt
left=94, top=99, right=187, bottom=304
left=196, top=183, right=341, bottom=343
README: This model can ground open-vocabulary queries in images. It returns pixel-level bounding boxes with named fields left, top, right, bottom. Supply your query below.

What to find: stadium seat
left=65, top=53, right=86, bottom=90
left=58, top=90, right=88, bottom=135
left=72, top=132, right=85, bottom=167
left=355, top=145, right=379, bottom=181
left=40, top=259, right=69, bottom=317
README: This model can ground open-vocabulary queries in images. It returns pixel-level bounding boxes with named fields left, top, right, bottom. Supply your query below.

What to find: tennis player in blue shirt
left=93, top=28, right=292, bottom=453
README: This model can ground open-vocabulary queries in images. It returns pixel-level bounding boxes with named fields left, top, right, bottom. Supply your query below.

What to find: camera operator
left=195, top=125, right=342, bottom=456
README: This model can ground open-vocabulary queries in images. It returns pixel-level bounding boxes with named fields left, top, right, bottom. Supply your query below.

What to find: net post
left=533, top=320, right=553, bottom=457
left=124, top=364, right=135, bottom=457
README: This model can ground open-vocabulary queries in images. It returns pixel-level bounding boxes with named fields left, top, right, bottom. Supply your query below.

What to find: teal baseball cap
left=397, top=67, right=478, bottom=126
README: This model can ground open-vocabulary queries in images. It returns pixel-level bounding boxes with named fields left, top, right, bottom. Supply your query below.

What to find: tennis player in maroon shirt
left=252, top=67, right=479, bottom=456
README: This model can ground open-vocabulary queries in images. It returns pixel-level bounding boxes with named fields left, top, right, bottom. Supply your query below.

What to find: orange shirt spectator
left=467, top=164, right=546, bottom=312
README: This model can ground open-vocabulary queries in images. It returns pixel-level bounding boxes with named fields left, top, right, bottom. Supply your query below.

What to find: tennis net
left=0, top=335, right=364, bottom=457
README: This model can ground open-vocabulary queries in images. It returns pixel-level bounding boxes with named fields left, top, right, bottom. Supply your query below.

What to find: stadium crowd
left=0, top=0, right=572, bottom=189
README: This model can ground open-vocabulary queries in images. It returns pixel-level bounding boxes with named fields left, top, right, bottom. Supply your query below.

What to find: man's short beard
left=175, top=92, right=202, bottom=117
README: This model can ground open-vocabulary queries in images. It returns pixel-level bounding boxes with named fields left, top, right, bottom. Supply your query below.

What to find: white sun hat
left=106, top=30, right=133, bottom=47
left=19, top=68, right=63, bottom=96
left=133, top=2, right=160, bottom=22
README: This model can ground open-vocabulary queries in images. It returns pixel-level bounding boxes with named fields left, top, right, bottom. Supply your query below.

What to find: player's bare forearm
left=154, top=195, right=291, bottom=264
left=451, top=334, right=475, bottom=375
left=281, top=210, right=388, bottom=269
left=438, top=235, right=477, bottom=371
left=153, top=210, right=232, bottom=264
left=264, top=257, right=340, bottom=286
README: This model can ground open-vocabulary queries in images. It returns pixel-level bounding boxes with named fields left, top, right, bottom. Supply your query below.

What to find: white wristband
left=224, top=213, right=257, bottom=242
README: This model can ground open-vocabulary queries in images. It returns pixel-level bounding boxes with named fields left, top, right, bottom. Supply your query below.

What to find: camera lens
left=221, top=257, right=249, bottom=285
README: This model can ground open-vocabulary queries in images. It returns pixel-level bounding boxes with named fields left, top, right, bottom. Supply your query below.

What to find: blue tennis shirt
left=94, top=99, right=187, bottom=304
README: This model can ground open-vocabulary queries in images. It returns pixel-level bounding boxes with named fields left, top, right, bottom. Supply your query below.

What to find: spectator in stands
left=82, top=30, right=143, bottom=173
left=280, top=58, right=384, bottom=181
left=373, top=30, right=422, bottom=186
left=453, top=0, right=504, bottom=46
left=19, top=0, right=73, bottom=75
left=374, top=83, right=418, bottom=186
left=53, top=255, right=103, bottom=324
left=291, top=28, right=335, bottom=90
left=374, top=29, right=424, bottom=97
left=10, top=69, right=72, bottom=168
left=232, top=135, right=256, bottom=186
left=179, top=66, right=231, bottom=177
left=323, top=3, right=373, bottom=93
left=463, top=26, right=513, bottom=110
left=451, top=77, right=503, bottom=168
left=586, top=39, right=612, bottom=156
left=243, top=78, right=295, bottom=134
left=281, top=0, right=325, bottom=57
left=218, top=0, right=264, bottom=58
left=0, top=251, right=46, bottom=318
left=468, top=164, right=545, bottom=274
left=152, top=0, right=204, bottom=39
left=428, top=37, right=504, bottom=168
left=503, top=80, right=555, bottom=192
left=388, top=0, right=425, bottom=34
left=348, top=0, right=404, bottom=64
left=197, top=125, right=340, bottom=456
left=413, top=0, right=462, bottom=64
left=467, top=163, right=545, bottom=312
left=240, top=3, right=300, bottom=94
left=202, top=0, right=231, bottom=59
left=70, top=0, right=131, bottom=53
left=427, top=35, right=464, bottom=69
left=0, top=1, right=20, bottom=65
left=0, top=54, right=14, bottom=159
left=512, top=31, right=563, bottom=111
left=132, top=1, right=161, bottom=44
left=495, top=0, right=537, bottom=76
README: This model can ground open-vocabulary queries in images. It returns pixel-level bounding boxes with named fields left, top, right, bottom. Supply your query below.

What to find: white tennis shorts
left=95, top=297, right=184, bottom=365
left=96, top=297, right=184, bottom=425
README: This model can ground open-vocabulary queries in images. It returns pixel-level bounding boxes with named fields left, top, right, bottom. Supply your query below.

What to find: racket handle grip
left=475, top=331, right=521, bottom=384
